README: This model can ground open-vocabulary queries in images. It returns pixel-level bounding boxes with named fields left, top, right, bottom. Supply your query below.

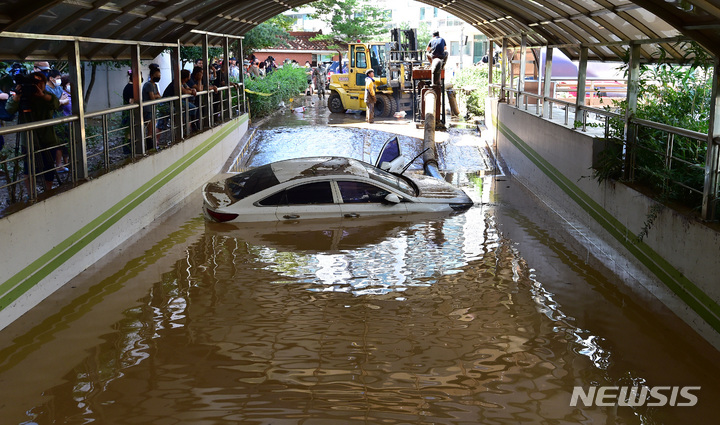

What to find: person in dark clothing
left=162, top=69, right=197, bottom=124
left=426, top=31, right=448, bottom=87
left=5, top=72, right=60, bottom=191
left=141, top=64, right=162, bottom=150
left=121, top=70, right=135, bottom=154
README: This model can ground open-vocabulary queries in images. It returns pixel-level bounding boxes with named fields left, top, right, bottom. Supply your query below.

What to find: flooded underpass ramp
left=0, top=98, right=718, bottom=424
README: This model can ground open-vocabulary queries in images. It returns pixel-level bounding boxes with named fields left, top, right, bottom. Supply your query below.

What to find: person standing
left=426, top=31, right=448, bottom=87
left=364, top=69, right=376, bottom=124
left=142, top=64, right=162, bottom=150
left=5, top=72, right=61, bottom=192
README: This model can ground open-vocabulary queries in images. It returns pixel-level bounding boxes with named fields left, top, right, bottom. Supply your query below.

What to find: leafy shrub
left=451, top=65, right=500, bottom=118
left=244, top=66, right=307, bottom=118
left=599, top=43, right=713, bottom=207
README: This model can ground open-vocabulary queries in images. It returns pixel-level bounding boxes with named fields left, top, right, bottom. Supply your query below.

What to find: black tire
left=375, top=94, right=397, bottom=118
left=328, top=92, right=346, bottom=113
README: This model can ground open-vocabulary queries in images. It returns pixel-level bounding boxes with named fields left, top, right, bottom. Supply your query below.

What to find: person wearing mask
left=163, top=69, right=197, bottom=127
left=46, top=69, right=70, bottom=172
left=53, top=75, right=72, bottom=171
left=364, top=69, right=376, bottom=124
left=142, top=64, right=162, bottom=150
left=33, top=61, right=51, bottom=78
left=187, top=66, right=217, bottom=127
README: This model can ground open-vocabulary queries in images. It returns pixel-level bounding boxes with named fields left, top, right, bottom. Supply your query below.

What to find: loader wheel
left=328, top=93, right=346, bottom=113
left=375, top=94, right=397, bottom=117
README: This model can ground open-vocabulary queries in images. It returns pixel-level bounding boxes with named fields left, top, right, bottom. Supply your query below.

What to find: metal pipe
left=422, top=89, right=443, bottom=179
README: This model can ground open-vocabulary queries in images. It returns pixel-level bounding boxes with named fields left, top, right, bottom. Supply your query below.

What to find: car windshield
left=360, top=163, right=416, bottom=197
left=226, top=165, right=280, bottom=201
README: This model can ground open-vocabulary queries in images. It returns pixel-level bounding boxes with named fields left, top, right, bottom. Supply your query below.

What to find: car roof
left=271, top=157, right=370, bottom=183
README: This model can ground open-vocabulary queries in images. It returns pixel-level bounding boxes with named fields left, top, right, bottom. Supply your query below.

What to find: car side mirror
left=384, top=193, right=401, bottom=204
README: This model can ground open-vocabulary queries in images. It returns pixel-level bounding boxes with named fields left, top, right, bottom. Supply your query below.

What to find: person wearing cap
left=229, top=57, right=240, bottom=80
left=364, top=69, right=376, bottom=124
left=34, top=61, right=51, bottom=77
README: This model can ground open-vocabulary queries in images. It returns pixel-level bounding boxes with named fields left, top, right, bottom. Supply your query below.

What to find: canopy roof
left=0, top=0, right=718, bottom=62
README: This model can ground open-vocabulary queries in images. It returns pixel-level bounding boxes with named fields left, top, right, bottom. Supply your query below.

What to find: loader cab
left=350, top=43, right=387, bottom=86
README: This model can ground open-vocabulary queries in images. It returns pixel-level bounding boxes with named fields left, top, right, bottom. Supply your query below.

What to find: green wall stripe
left=494, top=115, right=720, bottom=334
left=0, top=115, right=248, bottom=310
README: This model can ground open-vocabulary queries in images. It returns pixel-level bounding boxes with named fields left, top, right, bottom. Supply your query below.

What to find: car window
left=360, top=163, right=416, bottom=197
left=259, top=181, right=334, bottom=206
left=227, top=165, right=280, bottom=201
left=338, top=181, right=390, bottom=203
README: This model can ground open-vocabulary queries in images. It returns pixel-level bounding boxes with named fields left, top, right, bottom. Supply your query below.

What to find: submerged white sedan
left=202, top=138, right=473, bottom=223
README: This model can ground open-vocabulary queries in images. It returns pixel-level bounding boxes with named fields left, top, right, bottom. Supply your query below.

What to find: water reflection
left=3, top=204, right=719, bottom=424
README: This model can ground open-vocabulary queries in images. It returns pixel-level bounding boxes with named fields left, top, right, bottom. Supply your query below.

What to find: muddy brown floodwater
left=0, top=98, right=718, bottom=424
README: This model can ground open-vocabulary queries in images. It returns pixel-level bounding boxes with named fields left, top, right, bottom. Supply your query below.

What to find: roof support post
left=171, top=42, right=183, bottom=141
left=518, top=34, right=527, bottom=109
left=131, top=44, right=145, bottom=156
left=68, top=40, right=87, bottom=180
left=223, top=36, right=231, bottom=119
left=488, top=40, right=494, bottom=95
left=575, top=45, right=588, bottom=126
left=202, top=34, right=211, bottom=128
left=702, top=58, right=720, bottom=220
left=240, top=38, right=246, bottom=115
left=623, top=42, right=640, bottom=180
left=500, top=38, right=508, bottom=102
left=542, top=47, right=554, bottom=118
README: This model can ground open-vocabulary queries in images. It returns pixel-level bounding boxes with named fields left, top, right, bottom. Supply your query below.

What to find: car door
left=337, top=180, right=407, bottom=218
left=375, top=136, right=405, bottom=173
left=262, top=181, right=342, bottom=221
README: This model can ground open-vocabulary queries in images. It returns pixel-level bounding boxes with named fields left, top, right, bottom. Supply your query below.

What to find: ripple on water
left=6, top=203, right=717, bottom=425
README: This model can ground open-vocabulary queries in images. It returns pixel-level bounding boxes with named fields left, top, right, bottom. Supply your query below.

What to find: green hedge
left=244, top=66, right=308, bottom=118
left=452, top=65, right=500, bottom=118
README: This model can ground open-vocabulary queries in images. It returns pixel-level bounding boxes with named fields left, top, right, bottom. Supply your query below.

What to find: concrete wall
left=0, top=114, right=250, bottom=329
left=488, top=100, right=720, bottom=348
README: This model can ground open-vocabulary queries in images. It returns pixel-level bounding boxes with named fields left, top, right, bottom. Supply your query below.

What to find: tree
left=242, top=15, right=294, bottom=56
left=310, top=0, right=391, bottom=48
left=180, top=46, right=224, bottom=69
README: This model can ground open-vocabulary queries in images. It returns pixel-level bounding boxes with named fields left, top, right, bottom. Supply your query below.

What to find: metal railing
left=0, top=84, right=247, bottom=215
left=491, top=83, right=719, bottom=219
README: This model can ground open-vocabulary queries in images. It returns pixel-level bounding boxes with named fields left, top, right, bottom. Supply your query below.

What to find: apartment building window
left=420, top=7, right=425, bottom=20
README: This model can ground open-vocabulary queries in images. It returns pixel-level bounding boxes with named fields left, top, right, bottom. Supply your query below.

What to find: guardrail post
left=702, top=59, right=720, bottom=220
left=69, top=40, right=87, bottom=179
left=542, top=47, right=553, bottom=118
left=623, top=42, right=640, bottom=180
left=574, top=45, right=588, bottom=126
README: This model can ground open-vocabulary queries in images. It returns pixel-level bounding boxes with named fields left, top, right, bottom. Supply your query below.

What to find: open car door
left=375, top=136, right=405, bottom=173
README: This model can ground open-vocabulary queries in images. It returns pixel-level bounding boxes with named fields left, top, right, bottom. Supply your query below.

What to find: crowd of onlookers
left=0, top=54, right=342, bottom=197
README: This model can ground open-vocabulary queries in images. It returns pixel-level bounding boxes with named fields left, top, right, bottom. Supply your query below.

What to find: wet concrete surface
left=0, top=96, right=718, bottom=424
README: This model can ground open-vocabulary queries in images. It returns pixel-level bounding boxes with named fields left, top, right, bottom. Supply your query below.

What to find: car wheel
left=328, top=93, right=346, bottom=113
left=375, top=94, right=397, bottom=118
